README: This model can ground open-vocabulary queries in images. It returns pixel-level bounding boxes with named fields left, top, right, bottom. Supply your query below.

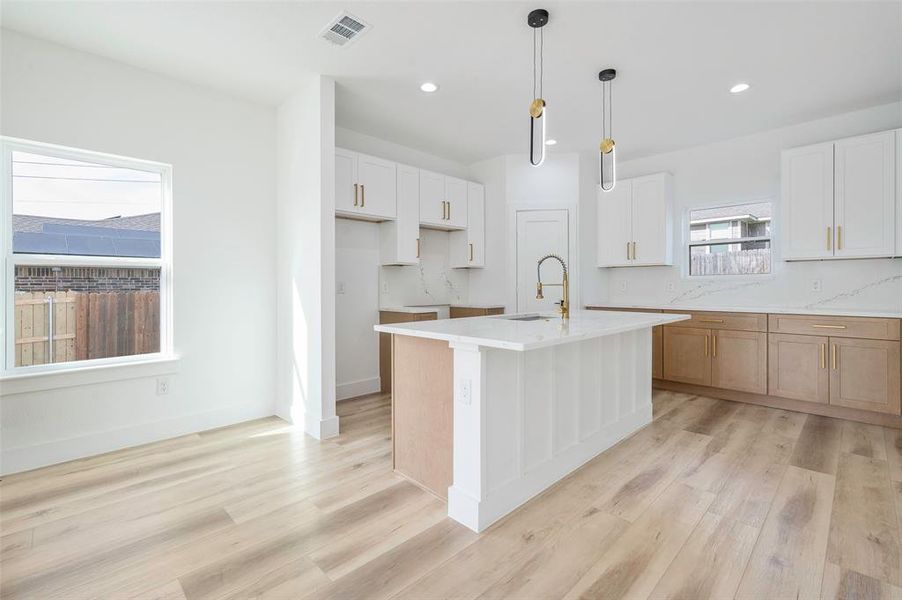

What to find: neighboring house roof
left=690, top=202, right=772, bottom=224
left=12, top=213, right=161, bottom=258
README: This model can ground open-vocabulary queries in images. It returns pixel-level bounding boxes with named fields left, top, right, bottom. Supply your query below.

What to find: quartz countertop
left=585, top=302, right=902, bottom=320
left=380, top=303, right=506, bottom=314
left=374, top=309, right=689, bottom=351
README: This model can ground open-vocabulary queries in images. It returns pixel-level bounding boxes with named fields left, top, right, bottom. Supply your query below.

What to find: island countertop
left=374, top=309, right=689, bottom=351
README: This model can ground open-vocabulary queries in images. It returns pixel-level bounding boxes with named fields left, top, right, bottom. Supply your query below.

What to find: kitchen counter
left=377, top=309, right=690, bottom=533
left=380, top=303, right=506, bottom=314
left=375, top=309, right=687, bottom=351
left=586, top=302, right=902, bottom=320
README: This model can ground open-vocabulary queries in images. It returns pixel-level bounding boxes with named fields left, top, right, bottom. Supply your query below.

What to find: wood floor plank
left=735, top=465, right=835, bottom=600
left=790, top=413, right=843, bottom=475
left=561, top=482, right=715, bottom=600
left=828, top=452, right=902, bottom=586
left=821, top=562, right=902, bottom=600
left=885, top=428, right=902, bottom=483
left=841, top=420, right=889, bottom=460
left=649, top=510, right=760, bottom=600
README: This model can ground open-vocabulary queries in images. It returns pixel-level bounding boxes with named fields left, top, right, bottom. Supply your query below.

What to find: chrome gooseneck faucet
left=536, top=254, right=569, bottom=319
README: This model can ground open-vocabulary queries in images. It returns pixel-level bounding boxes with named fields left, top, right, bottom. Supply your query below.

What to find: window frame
left=682, top=199, right=778, bottom=281
left=1, top=136, right=174, bottom=376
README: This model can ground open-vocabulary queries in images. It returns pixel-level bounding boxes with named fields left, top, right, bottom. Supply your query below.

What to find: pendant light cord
left=532, top=27, right=544, bottom=99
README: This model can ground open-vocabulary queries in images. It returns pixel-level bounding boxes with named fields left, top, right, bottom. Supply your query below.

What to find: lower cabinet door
left=711, top=330, right=768, bottom=394
left=829, top=337, right=901, bottom=414
left=652, top=325, right=663, bottom=380
left=768, top=333, right=829, bottom=403
left=663, top=326, right=712, bottom=386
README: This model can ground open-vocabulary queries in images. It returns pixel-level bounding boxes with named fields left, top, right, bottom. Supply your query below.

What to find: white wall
left=0, top=31, right=278, bottom=473
left=584, top=101, right=902, bottom=312
left=275, top=75, right=338, bottom=438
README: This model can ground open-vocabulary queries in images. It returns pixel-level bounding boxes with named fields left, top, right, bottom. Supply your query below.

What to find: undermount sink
left=500, top=314, right=552, bottom=322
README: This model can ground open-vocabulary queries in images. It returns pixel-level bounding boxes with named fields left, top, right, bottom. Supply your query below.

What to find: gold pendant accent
left=600, top=138, right=615, bottom=154
left=529, top=98, right=545, bottom=118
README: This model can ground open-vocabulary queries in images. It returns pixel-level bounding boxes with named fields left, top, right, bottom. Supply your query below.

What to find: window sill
left=0, top=355, right=180, bottom=396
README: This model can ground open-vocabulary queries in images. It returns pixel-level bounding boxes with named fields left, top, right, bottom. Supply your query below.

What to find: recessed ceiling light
left=420, top=82, right=439, bottom=93
left=730, top=82, right=750, bottom=94
left=545, top=139, right=557, bottom=146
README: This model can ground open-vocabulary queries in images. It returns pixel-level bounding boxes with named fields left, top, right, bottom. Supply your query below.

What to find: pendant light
left=598, top=68, right=617, bottom=191
left=527, top=9, right=549, bottom=167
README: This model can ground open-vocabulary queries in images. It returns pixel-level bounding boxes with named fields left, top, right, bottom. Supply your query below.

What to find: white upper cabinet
left=419, top=169, right=446, bottom=227
left=381, top=164, right=420, bottom=266
left=597, top=172, right=673, bottom=267
left=420, top=171, right=467, bottom=230
left=445, top=176, right=469, bottom=229
left=334, top=149, right=397, bottom=221
left=781, top=142, right=835, bottom=260
left=782, top=130, right=896, bottom=261
left=897, top=129, right=902, bottom=257
left=450, top=183, right=485, bottom=268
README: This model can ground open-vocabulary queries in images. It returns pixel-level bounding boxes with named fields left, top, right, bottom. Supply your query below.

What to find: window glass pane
left=12, top=151, right=161, bottom=258
left=13, top=265, right=161, bottom=367
left=689, top=241, right=771, bottom=276
left=688, top=202, right=772, bottom=242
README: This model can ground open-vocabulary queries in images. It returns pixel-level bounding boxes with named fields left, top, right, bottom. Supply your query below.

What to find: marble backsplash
left=379, top=228, right=469, bottom=307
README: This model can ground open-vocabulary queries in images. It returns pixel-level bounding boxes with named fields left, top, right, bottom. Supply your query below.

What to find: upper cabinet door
left=781, top=142, right=835, bottom=260
left=357, top=153, right=397, bottom=219
left=445, top=176, right=468, bottom=229
left=834, top=131, right=896, bottom=259
left=897, top=129, right=902, bottom=257
left=335, top=148, right=359, bottom=213
left=419, top=170, right=446, bottom=226
left=630, top=173, right=673, bottom=266
left=596, top=181, right=633, bottom=267
left=380, top=163, right=419, bottom=265
left=466, top=183, right=485, bottom=266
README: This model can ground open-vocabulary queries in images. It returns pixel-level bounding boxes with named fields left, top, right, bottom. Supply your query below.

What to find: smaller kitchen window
left=688, top=201, right=772, bottom=276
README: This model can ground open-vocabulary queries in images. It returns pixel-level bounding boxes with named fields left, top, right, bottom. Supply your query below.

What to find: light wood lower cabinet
left=829, top=337, right=901, bottom=414
left=652, top=325, right=663, bottom=379
left=449, top=306, right=504, bottom=319
left=768, top=333, right=829, bottom=404
left=663, top=326, right=712, bottom=386
left=379, top=310, right=437, bottom=393
left=712, top=330, right=768, bottom=394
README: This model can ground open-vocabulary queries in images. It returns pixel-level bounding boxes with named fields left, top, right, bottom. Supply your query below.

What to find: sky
left=12, top=151, right=161, bottom=221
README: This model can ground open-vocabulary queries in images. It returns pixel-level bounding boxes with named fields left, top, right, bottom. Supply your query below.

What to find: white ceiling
left=2, top=1, right=901, bottom=164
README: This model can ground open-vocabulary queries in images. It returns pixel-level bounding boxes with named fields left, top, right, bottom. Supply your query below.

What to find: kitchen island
left=374, top=309, right=689, bottom=532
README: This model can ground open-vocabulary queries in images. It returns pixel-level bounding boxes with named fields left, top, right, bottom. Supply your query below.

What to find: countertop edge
left=585, top=303, right=902, bottom=320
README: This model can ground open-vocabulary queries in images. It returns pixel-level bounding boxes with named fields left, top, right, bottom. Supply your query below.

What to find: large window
left=688, top=201, right=772, bottom=276
left=2, top=138, right=172, bottom=373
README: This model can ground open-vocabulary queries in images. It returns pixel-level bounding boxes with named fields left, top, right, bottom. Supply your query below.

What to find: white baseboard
left=1, top=402, right=275, bottom=476
left=304, top=414, right=340, bottom=440
left=336, top=377, right=381, bottom=401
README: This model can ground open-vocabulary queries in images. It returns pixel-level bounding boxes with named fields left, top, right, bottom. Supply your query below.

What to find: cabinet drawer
left=769, top=314, right=900, bottom=341
left=662, top=310, right=767, bottom=332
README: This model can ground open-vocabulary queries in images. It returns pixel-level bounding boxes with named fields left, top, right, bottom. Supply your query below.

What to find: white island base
left=375, top=310, right=689, bottom=533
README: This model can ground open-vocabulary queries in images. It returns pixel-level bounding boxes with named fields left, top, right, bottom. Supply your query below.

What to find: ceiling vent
left=319, top=12, right=370, bottom=47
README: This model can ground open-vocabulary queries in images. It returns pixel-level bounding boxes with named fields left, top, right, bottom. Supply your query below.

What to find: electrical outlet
left=156, top=377, right=171, bottom=396
left=811, top=279, right=823, bottom=292
left=458, top=379, right=472, bottom=405
left=337, top=282, right=346, bottom=295
left=382, top=281, right=389, bottom=294
left=665, top=282, right=675, bottom=292
left=618, top=281, right=628, bottom=293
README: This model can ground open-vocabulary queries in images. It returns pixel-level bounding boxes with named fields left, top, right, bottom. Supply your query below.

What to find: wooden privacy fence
left=14, top=291, right=160, bottom=367
left=690, top=248, right=771, bottom=276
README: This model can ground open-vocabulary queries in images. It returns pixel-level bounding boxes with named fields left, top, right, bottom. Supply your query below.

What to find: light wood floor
left=3, top=391, right=902, bottom=599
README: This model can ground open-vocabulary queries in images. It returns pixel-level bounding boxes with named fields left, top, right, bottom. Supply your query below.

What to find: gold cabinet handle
left=812, top=324, right=846, bottom=329
left=832, top=344, right=837, bottom=370
left=360, top=184, right=365, bottom=207
left=704, top=334, right=709, bottom=357
left=448, top=201, right=451, bottom=220
left=469, top=243, right=474, bottom=262
left=416, top=238, right=420, bottom=258
left=836, top=225, right=842, bottom=250
left=353, top=183, right=359, bottom=207
left=820, top=343, right=826, bottom=369
left=712, top=334, right=717, bottom=358
left=698, top=318, right=725, bottom=323
left=827, top=226, right=832, bottom=251
left=627, top=242, right=631, bottom=260
left=442, top=201, right=448, bottom=220
left=632, top=241, right=637, bottom=260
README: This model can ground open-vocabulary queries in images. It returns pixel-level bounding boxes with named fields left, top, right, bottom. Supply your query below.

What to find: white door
left=631, top=173, right=672, bottom=266
left=781, top=142, right=835, bottom=260
left=335, top=148, right=358, bottom=213
left=517, top=209, right=569, bottom=313
left=597, top=181, right=632, bottom=267
left=357, top=153, right=397, bottom=219
left=897, top=129, right=902, bottom=257
left=467, top=183, right=485, bottom=267
left=419, top=170, right=446, bottom=226
left=445, top=176, right=469, bottom=228
left=834, top=131, right=896, bottom=259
